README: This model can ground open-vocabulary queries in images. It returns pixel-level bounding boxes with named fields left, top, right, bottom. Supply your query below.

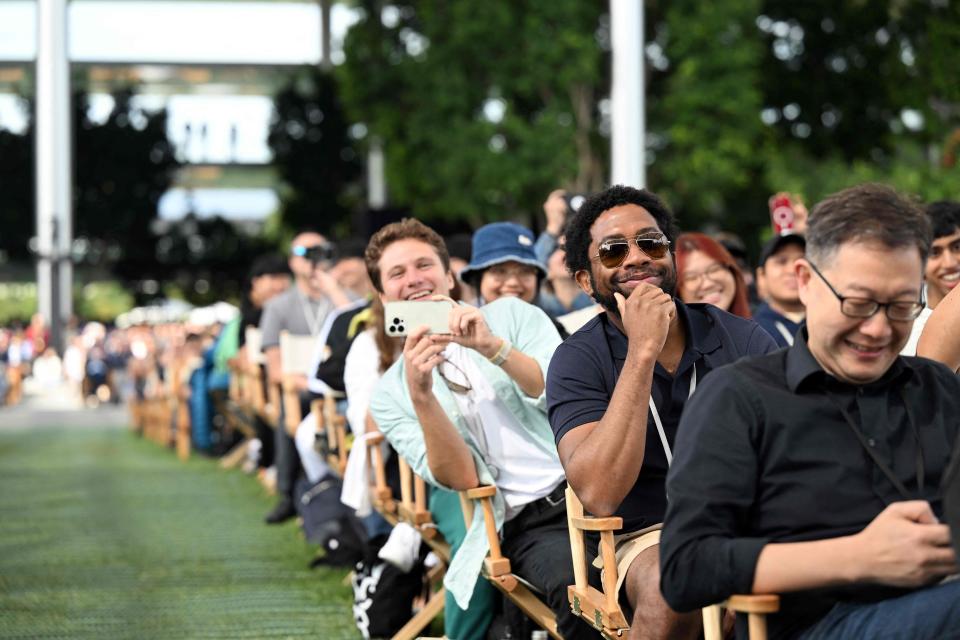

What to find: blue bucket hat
left=459, top=222, right=547, bottom=283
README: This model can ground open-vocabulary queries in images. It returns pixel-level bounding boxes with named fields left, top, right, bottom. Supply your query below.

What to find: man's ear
left=446, top=270, right=456, bottom=294
left=574, top=269, right=595, bottom=296
left=755, top=266, right=766, bottom=288
left=796, top=259, right=813, bottom=306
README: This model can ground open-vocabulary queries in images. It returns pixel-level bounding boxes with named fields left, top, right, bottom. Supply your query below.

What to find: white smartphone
left=384, top=300, right=453, bottom=337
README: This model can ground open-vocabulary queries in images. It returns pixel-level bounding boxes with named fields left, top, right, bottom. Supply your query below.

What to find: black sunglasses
left=292, top=243, right=336, bottom=264
left=592, top=233, right=671, bottom=269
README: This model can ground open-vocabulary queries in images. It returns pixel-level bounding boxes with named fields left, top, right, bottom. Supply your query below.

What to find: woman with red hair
left=675, top=232, right=752, bottom=319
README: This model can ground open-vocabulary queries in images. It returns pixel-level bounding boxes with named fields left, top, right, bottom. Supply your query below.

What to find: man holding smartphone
left=366, top=218, right=594, bottom=640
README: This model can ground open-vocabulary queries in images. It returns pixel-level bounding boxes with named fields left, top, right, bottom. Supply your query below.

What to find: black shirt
left=313, top=301, right=371, bottom=394
left=547, top=301, right=778, bottom=533
left=660, top=329, right=960, bottom=640
left=237, top=302, right=262, bottom=350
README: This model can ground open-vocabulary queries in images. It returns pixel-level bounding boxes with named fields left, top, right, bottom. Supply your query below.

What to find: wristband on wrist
left=487, top=338, right=513, bottom=366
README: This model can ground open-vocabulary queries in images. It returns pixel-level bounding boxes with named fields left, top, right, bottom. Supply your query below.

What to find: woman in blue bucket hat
left=459, top=221, right=570, bottom=338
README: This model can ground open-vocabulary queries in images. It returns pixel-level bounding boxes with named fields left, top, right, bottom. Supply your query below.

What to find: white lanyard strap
left=648, top=363, right=696, bottom=466
left=298, top=293, right=323, bottom=336
left=774, top=321, right=795, bottom=346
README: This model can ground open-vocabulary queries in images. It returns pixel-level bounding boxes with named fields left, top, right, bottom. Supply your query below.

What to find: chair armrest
left=366, top=433, right=394, bottom=513
left=568, top=516, right=623, bottom=532
left=464, top=485, right=497, bottom=499
left=724, top=594, right=779, bottom=614
left=460, top=485, right=511, bottom=577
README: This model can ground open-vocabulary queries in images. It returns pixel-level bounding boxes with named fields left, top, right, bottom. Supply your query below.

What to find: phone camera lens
left=392, top=318, right=401, bottom=325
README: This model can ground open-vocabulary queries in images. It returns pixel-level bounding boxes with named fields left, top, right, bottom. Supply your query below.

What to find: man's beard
left=589, top=265, right=677, bottom=316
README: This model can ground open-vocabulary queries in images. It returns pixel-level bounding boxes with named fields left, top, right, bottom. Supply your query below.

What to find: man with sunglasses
left=661, top=183, right=960, bottom=640
left=547, top=185, right=777, bottom=638
left=259, top=230, right=352, bottom=524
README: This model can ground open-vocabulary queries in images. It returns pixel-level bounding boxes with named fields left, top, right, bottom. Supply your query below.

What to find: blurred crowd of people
left=0, top=313, right=132, bottom=407
left=11, top=183, right=960, bottom=640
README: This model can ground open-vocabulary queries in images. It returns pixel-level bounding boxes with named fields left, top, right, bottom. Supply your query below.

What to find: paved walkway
left=0, top=379, right=127, bottom=430
left=0, top=386, right=356, bottom=639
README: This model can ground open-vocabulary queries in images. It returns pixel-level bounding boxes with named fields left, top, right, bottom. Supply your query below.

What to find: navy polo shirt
left=753, top=301, right=803, bottom=348
left=546, top=300, right=778, bottom=533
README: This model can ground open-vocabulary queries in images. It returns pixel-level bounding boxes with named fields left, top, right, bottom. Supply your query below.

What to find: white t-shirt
left=901, top=306, right=933, bottom=356
left=442, top=343, right=565, bottom=521
left=343, top=329, right=381, bottom=434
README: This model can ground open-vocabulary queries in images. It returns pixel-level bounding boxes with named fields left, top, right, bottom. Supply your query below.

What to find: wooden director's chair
left=278, top=330, right=318, bottom=437
left=460, top=486, right=561, bottom=640
left=170, top=356, right=192, bottom=461
left=242, top=327, right=271, bottom=425
left=310, top=393, right=350, bottom=477
left=565, top=486, right=779, bottom=640
left=366, top=432, right=398, bottom=519
left=365, top=431, right=450, bottom=640
left=219, top=341, right=263, bottom=469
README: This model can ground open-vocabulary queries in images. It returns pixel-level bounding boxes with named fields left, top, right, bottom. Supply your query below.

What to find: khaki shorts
left=591, top=523, right=662, bottom=596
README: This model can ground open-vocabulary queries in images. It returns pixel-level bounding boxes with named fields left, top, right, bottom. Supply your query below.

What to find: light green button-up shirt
left=369, top=296, right=563, bottom=608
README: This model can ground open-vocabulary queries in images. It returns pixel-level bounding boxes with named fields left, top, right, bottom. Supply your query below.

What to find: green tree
left=150, top=214, right=274, bottom=306
left=338, top=1, right=611, bottom=227
left=0, top=87, right=182, bottom=307
left=75, top=88, right=179, bottom=271
left=268, top=67, right=361, bottom=236
left=0, top=104, right=34, bottom=261
left=649, top=0, right=767, bottom=241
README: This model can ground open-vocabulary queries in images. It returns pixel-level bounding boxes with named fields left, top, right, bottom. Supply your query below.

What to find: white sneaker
left=378, top=522, right=422, bottom=573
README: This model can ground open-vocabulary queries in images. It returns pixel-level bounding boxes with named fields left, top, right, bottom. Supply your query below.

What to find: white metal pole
left=367, top=137, right=386, bottom=209
left=610, top=0, right=645, bottom=188
left=36, top=0, right=72, bottom=352
left=320, top=0, right=332, bottom=70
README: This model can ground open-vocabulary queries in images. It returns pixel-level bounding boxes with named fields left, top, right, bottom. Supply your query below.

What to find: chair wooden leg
left=748, top=613, right=768, bottom=640
left=390, top=585, right=446, bottom=640
left=702, top=604, right=723, bottom=640
left=220, top=437, right=251, bottom=469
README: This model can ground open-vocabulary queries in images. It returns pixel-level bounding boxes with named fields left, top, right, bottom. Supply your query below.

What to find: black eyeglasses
left=592, top=233, right=671, bottom=269
left=807, top=260, right=925, bottom=321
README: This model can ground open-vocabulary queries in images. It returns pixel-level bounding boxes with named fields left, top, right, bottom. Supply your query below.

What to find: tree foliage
left=74, top=88, right=180, bottom=281
left=0, top=121, right=34, bottom=261
left=267, top=67, right=361, bottom=236
left=338, top=1, right=610, bottom=227
left=649, top=0, right=767, bottom=238
left=332, top=0, right=960, bottom=250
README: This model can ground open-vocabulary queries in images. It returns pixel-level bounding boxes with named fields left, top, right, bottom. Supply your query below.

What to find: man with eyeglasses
left=259, top=230, right=352, bottom=524
left=547, top=185, right=777, bottom=638
left=661, top=183, right=960, bottom=640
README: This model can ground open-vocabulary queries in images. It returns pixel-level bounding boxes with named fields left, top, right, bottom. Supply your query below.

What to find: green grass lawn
left=0, top=425, right=357, bottom=639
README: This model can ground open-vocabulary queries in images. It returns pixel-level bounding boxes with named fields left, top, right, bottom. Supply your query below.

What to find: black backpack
left=294, top=474, right=368, bottom=567
left=351, top=535, right=424, bottom=639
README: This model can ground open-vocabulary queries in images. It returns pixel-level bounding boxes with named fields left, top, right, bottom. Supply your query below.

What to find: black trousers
left=501, top=489, right=596, bottom=640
